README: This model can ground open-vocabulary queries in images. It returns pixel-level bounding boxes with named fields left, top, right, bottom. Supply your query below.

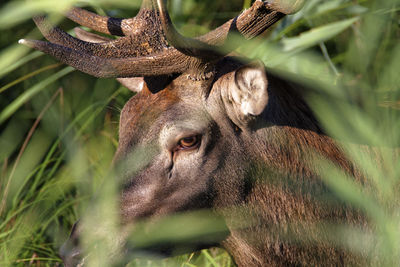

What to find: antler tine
left=66, top=7, right=132, bottom=36
left=19, top=39, right=188, bottom=78
left=65, top=0, right=154, bottom=36
left=74, top=27, right=111, bottom=43
left=154, top=0, right=222, bottom=61
left=209, top=0, right=305, bottom=42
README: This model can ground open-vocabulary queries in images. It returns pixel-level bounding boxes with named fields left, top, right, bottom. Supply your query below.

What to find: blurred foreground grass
left=0, top=0, right=399, bottom=266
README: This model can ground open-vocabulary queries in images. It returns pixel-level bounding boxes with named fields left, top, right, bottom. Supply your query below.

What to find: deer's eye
left=177, top=136, right=200, bottom=150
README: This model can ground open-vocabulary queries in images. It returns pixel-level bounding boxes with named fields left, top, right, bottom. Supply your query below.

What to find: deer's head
left=20, top=0, right=306, bottom=265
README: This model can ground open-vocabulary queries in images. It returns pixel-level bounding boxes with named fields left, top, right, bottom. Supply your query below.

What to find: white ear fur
left=232, top=63, right=269, bottom=116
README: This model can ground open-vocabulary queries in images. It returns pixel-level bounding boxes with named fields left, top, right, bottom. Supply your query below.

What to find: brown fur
left=58, top=56, right=377, bottom=267
left=118, top=59, right=373, bottom=266
left=209, top=63, right=372, bottom=266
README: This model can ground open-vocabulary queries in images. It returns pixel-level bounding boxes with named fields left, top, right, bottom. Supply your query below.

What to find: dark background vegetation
left=0, top=0, right=399, bottom=266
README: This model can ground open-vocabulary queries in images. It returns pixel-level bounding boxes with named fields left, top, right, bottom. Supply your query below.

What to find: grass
left=0, top=0, right=399, bottom=266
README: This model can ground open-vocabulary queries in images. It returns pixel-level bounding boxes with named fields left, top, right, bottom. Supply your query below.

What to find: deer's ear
left=231, top=61, right=268, bottom=117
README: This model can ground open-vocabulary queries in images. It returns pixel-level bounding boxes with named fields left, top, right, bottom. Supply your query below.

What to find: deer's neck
left=221, top=83, right=368, bottom=267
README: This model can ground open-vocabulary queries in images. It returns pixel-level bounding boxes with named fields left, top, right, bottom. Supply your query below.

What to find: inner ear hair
left=233, top=60, right=269, bottom=116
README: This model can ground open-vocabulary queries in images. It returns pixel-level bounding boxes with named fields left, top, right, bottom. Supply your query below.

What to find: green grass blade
left=0, top=66, right=74, bottom=125
left=282, top=17, right=359, bottom=52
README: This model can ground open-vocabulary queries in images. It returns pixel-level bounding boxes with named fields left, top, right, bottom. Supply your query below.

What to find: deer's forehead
left=121, top=89, right=177, bottom=130
left=119, top=84, right=208, bottom=145
left=123, top=75, right=212, bottom=120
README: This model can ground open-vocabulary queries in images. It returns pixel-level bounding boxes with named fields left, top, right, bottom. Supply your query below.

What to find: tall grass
left=0, top=0, right=399, bottom=266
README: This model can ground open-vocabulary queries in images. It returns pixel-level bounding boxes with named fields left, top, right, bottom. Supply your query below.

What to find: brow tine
left=19, top=39, right=188, bottom=78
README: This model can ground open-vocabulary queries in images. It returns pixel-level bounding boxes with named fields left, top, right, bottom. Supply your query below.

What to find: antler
left=20, top=0, right=304, bottom=79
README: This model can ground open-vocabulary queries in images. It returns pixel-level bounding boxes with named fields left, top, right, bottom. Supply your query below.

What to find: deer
left=19, top=0, right=373, bottom=266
